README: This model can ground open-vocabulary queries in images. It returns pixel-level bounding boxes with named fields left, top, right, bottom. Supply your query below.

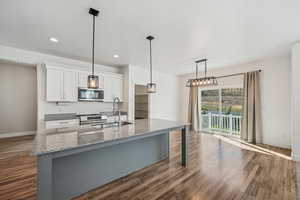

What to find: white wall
left=123, top=65, right=180, bottom=121
left=0, top=62, right=37, bottom=135
left=0, top=45, right=119, bottom=73
left=179, top=56, right=291, bottom=148
left=291, top=42, right=300, bottom=160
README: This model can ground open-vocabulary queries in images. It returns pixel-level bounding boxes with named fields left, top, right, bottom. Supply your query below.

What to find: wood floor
left=0, top=132, right=297, bottom=200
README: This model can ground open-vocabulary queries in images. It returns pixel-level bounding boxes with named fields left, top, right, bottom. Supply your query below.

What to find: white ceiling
left=0, top=0, right=299, bottom=75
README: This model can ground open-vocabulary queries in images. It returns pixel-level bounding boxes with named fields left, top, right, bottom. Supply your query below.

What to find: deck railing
left=201, top=113, right=242, bottom=136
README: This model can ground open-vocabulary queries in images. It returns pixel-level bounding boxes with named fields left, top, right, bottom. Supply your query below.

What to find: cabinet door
left=112, top=77, right=123, bottom=101
left=63, top=71, right=77, bottom=102
left=104, top=76, right=113, bottom=102
left=46, top=68, right=63, bottom=101
left=97, top=74, right=104, bottom=89
left=78, top=72, right=89, bottom=88
left=104, top=76, right=123, bottom=102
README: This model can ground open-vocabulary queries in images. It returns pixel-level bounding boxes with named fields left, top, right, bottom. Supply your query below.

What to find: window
left=200, top=87, right=243, bottom=137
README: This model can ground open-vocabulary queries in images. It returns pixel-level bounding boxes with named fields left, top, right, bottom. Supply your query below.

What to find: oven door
left=78, top=88, right=104, bottom=101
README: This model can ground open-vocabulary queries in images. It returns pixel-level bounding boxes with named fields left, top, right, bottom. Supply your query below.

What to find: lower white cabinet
left=104, top=75, right=123, bottom=102
left=107, top=115, right=127, bottom=123
left=46, top=67, right=77, bottom=102
left=45, top=119, right=79, bottom=129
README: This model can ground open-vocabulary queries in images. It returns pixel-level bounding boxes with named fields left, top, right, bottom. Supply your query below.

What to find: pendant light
left=186, top=59, right=218, bottom=87
left=146, top=35, right=156, bottom=93
left=87, top=8, right=99, bottom=89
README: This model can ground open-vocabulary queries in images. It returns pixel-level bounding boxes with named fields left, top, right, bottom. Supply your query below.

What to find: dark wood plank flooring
left=0, top=132, right=297, bottom=200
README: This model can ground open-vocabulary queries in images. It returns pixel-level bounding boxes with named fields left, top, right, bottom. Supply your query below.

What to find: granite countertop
left=33, top=119, right=188, bottom=156
left=44, top=112, right=128, bottom=121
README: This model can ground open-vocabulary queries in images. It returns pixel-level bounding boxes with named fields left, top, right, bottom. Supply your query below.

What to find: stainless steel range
left=78, top=114, right=107, bottom=126
left=78, top=112, right=131, bottom=129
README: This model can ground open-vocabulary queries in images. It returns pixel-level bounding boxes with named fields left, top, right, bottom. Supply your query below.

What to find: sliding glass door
left=200, top=87, right=243, bottom=137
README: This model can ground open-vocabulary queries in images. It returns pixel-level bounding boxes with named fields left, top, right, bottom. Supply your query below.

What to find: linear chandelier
left=186, top=59, right=218, bottom=87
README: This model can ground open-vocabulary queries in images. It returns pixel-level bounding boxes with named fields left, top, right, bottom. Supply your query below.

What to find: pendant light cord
left=196, top=62, right=198, bottom=78
left=92, top=15, right=95, bottom=76
left=149, top=39, right=152, bottom=84
left=204, top=59, right=207, bottom=78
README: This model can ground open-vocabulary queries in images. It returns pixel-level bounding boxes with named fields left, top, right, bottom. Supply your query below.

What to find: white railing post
left=208, top=112, right=212, bottom=131
left=239, top=116, right=242, bottom=134
left=229, top=114, right=233, bottom=135
left=220, top=114, right=223, bottom=131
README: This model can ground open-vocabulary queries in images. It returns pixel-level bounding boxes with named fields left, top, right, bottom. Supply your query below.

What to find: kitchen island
left=34, top=119, right=189, bottom=200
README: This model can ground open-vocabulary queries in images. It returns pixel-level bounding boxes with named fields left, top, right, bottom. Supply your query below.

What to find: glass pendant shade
left=87, top=75, right=99, bottom=89
left=147, top=83, right=156, bottom=93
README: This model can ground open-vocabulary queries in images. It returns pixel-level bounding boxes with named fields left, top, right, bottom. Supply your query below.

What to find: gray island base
left=34, top=119, right=189, bottom=200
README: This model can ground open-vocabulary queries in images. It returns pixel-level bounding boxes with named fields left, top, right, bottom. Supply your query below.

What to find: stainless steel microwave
left=78, top=88, right=104, bottom=102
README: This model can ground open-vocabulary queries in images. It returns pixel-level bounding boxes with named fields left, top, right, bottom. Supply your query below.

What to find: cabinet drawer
left=45, top=119, right=79, bottom=129
left=107, top=115, right=127, bottom=123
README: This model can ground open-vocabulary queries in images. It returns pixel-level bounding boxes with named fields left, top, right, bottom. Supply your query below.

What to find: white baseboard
left=0, top=131, right=36, bottom=139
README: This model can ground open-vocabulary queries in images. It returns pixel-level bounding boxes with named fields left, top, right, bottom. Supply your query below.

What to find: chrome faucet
left=113, top=97, right=121, bottom=126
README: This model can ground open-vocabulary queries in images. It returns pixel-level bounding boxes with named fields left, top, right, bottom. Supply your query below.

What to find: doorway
left=200, top=87, right=243, bottom=137
left=0, top=61, right=37, bottom=138
left=134, top=85, right=149, bottom=120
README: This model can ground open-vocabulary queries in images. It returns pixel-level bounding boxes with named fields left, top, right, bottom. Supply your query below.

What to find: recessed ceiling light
left=113, top=54, right=119, bottom=58
left=49, top=37, right=59, bottom=43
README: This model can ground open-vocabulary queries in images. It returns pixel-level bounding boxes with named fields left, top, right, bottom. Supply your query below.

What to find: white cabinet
left=46, top=67, right=77, bottom=102
left=112, top=77, right=123, bottom=101
left=104, top=75, right=123, bottom=102
left=107, top=115, right=127, bottom=123
left=63, top=71, right=77, bottom=101
left=78, top=72, right=104, bottom=89
left=45, top=119, right=79, bottom=129
left=46, top=68, right=62, bottom=101
left=45, top=63, right=123, bottom=103
left=78, top=72, right=89, bottom=88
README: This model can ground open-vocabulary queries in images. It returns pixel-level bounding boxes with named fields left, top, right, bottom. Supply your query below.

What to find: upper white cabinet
left=46, top=67, right=77, bottom=102
left=63, top=71, right=77, bottom=101
left=77, top=71, right=89, bottom=88
left=104, top=75, right=123, bottom=102
left=45, top=63, right=123, bottom=103
left=78, top=72, right=104, bottom=89
left=46, top=68, right=62, bottom=102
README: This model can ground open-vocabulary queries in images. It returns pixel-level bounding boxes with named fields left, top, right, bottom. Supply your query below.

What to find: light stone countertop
left=33, top=119, right=189, bottom=156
